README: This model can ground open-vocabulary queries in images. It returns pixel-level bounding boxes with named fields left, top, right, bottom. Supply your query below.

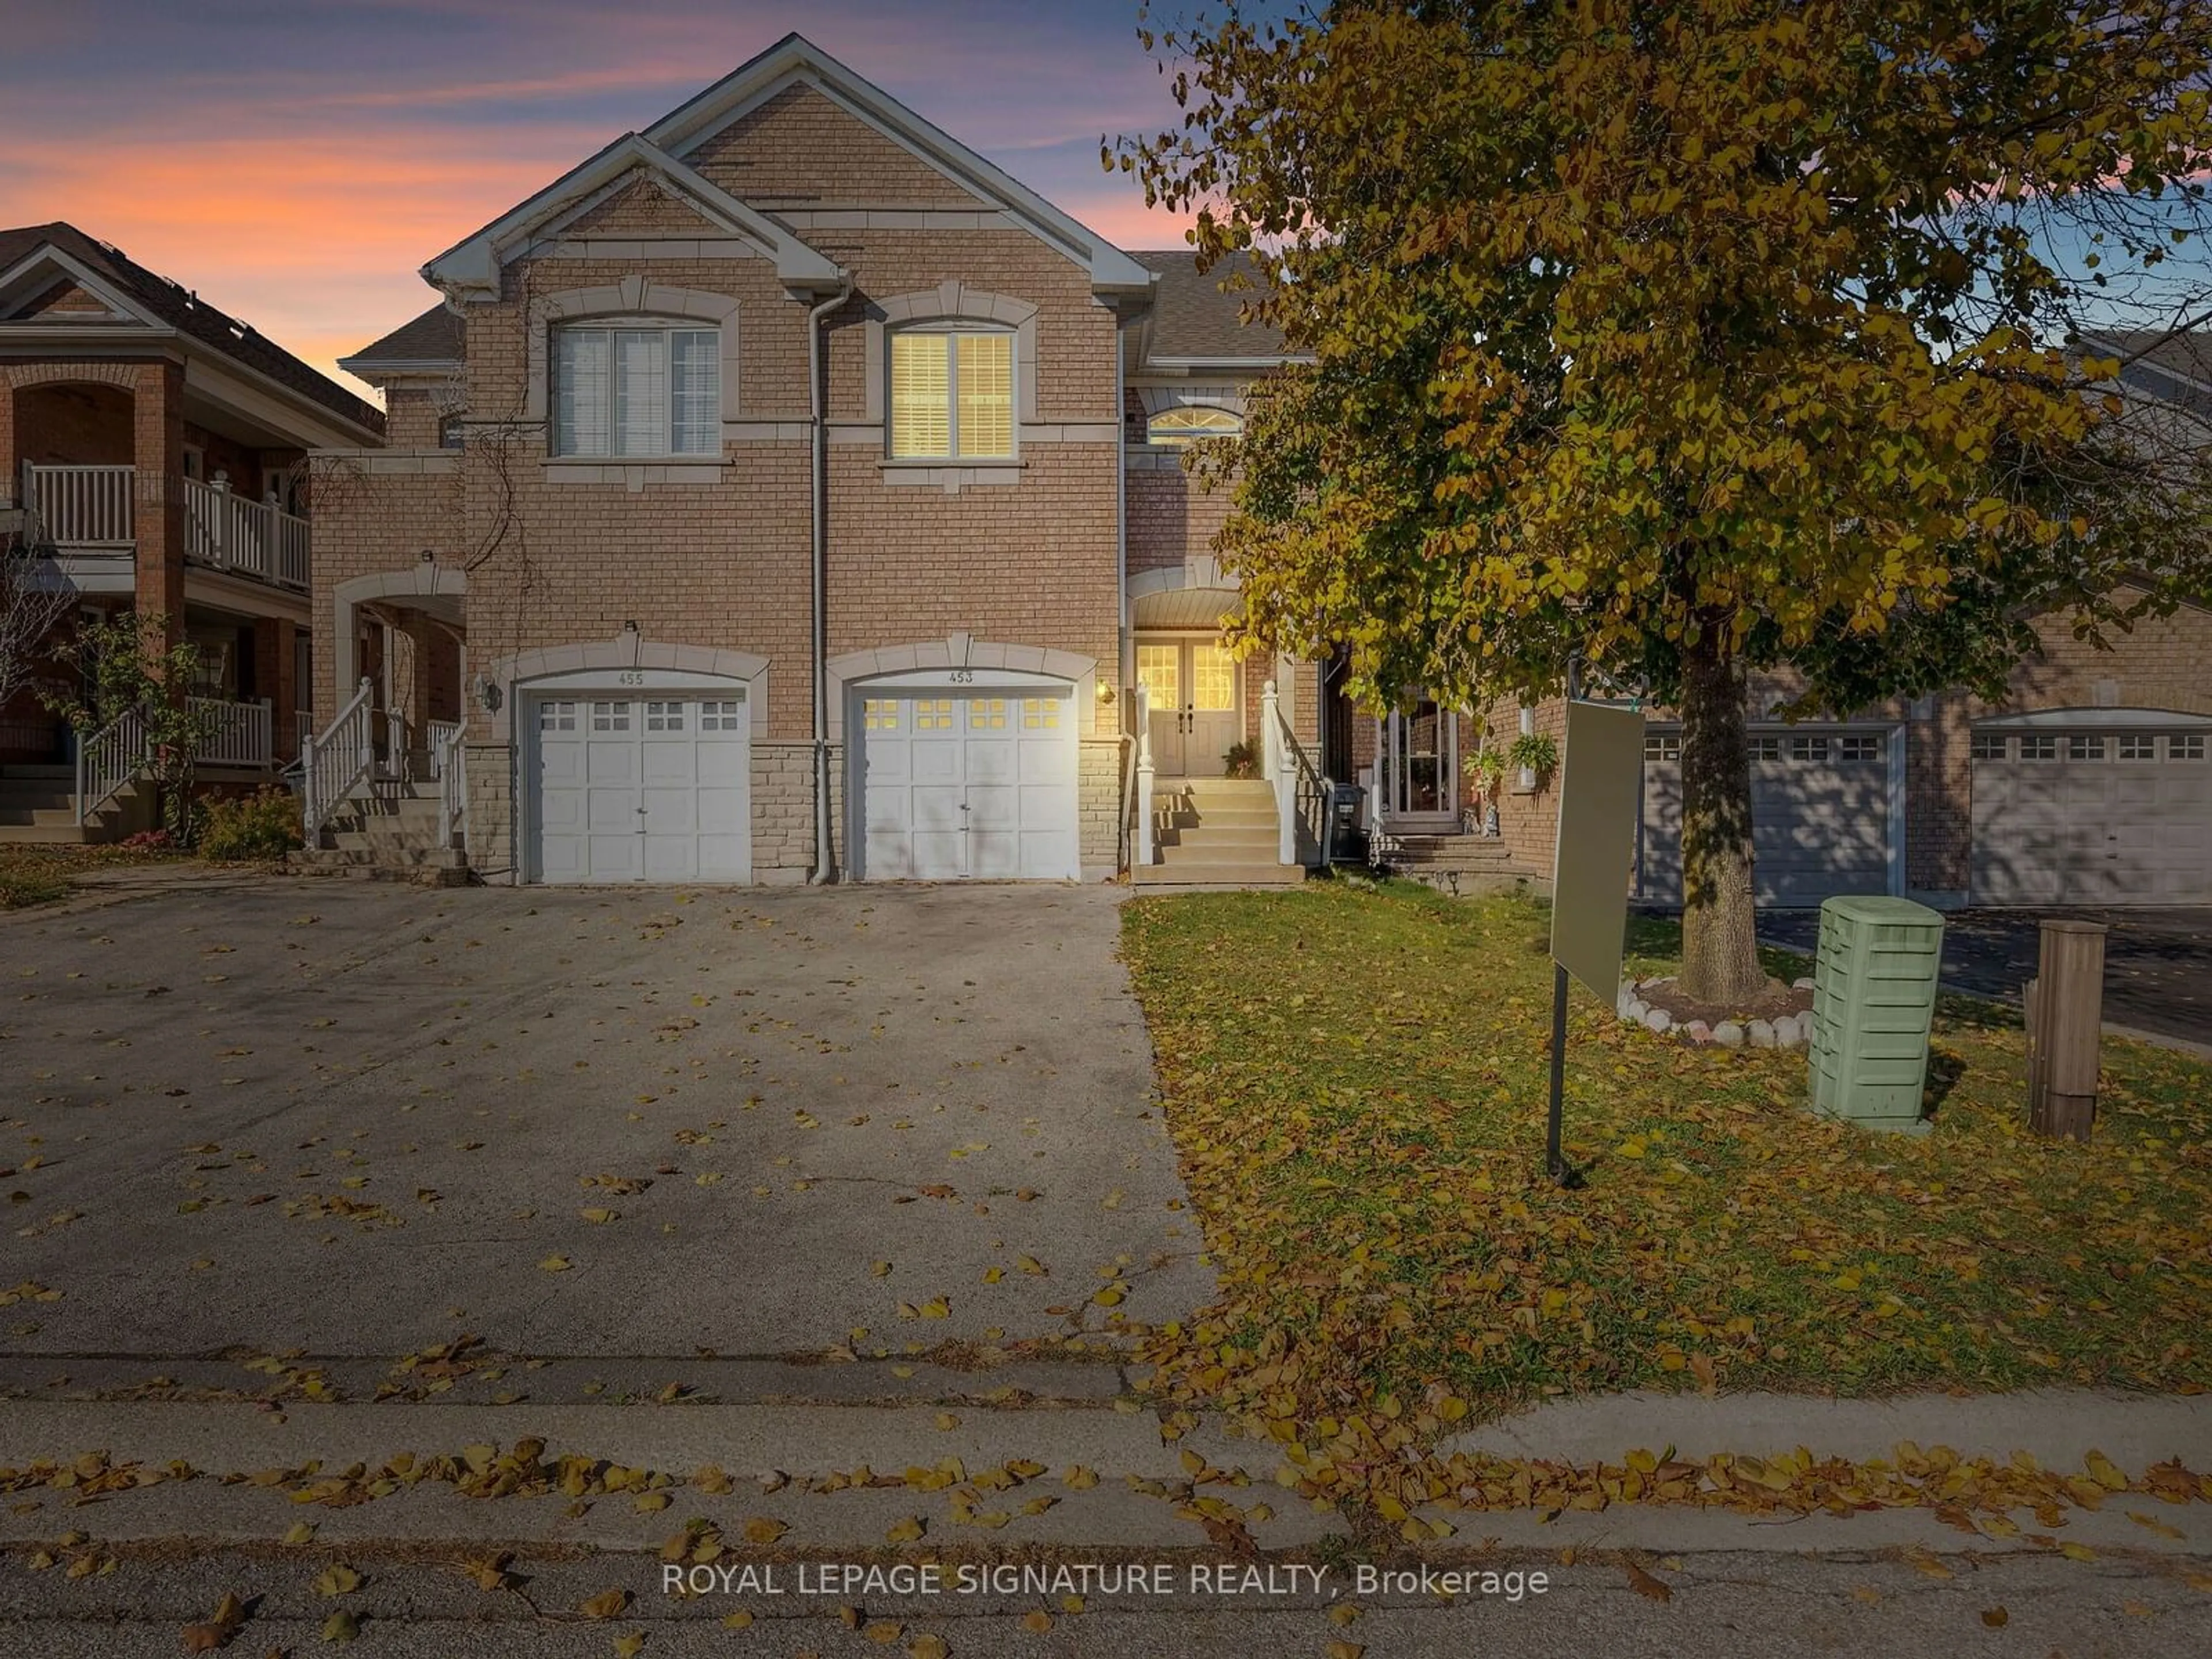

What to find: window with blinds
left=889, top=327, right=1014, bottom=460
left=553, top=324, right=718, bottom=457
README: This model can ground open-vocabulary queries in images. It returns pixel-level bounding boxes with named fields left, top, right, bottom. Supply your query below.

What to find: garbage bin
left=1807, top=895, right=1946, bottom=1135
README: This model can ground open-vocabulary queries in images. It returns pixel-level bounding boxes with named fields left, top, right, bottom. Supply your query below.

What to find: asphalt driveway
left=0, top=880, right=1210, bottom=1367
left=1760, top=906, right=2212, bottom=1046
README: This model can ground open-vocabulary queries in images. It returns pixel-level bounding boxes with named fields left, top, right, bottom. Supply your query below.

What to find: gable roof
left=341, top=303, right=464, bottom=377
left=2083, top=328, right=2212, bottom=427
left=0, top=222, right=384, bottom=435
left=643, top=33, right=1153, bottom=296
left=1129, top=250, right=1290, bottom=366
left=423, top=132, right=845, bottom=302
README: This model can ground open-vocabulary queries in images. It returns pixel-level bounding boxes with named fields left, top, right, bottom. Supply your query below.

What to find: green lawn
left=1121, top=881, right=2212, bottom=1444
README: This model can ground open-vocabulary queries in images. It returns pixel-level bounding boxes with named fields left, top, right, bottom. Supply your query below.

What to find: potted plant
left=1506, top=729, right=1560, bottom=790
left=1224, top=740, right=1259, bottom=779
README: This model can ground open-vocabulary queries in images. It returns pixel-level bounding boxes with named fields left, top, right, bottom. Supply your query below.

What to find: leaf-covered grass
left=0, top=844, right=184, bottom=910
left=1122, top=881, right=2212, bottom=1434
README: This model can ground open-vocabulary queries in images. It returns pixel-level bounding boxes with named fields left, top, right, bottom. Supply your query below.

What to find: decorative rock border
left=1616, top=976, right=1819, bottom=1052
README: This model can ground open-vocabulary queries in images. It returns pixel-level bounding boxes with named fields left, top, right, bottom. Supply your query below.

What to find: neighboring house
left=312, top=32, right=1310, bottom=886
left=0, top=222, right=385, bottom=839
left=1396, top=335, right=2212, bottom=910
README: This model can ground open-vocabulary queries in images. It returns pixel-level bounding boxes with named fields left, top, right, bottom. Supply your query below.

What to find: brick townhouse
left=310, top=32, right=1315, bottom=887
left=0, top=224, right=385, bottom=842
left=304, top=29, right=2206, bottom=904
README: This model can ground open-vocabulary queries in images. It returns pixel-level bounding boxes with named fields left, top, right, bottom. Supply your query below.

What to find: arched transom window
left=1146, top=405, right=1243, bottom=446
left=552, top=320, right=719, bottom=457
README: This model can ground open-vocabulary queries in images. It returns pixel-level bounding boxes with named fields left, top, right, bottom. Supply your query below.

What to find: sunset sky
left=0, top=1, right=1206, bottom=400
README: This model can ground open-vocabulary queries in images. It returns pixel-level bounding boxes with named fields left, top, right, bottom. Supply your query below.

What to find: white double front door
left=530, top=687, right=752, bottom=884
left=1136, top=637, right=1240, bottom=778
left=856, top=680, right=1080, bottom=881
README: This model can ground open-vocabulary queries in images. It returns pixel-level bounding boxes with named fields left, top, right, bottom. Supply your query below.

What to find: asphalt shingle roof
left=344, top=303, right=464, bottom=370
left=0, top=221, right=384, bottom=435
left=1130, top=249, right=1287, bottom=364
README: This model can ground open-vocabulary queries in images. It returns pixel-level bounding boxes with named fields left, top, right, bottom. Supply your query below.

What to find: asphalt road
left=1759, top=905, right=2212, bottom=1046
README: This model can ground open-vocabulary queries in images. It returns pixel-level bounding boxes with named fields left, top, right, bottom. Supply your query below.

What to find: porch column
left=253, top=616, right=298, bottom=763
left=0, top=378, right=17, bottom=506
left=131, top=360, right=185, bottom=653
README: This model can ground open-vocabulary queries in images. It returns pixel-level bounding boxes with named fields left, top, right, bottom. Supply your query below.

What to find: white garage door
left=531, top=692, right=751, bottom=883
left=1972, top=724, right=2212, bottom=904
left=1641, top=726, right=1893, bottom=907
left=857, top=685, right=1078, bottom=880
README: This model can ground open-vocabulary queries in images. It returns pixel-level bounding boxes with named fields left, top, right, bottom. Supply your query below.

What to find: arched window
left=551, top=320, right=719, bottom=457
left=889, top=325, right=1014, bottom=460
left=1146, top=405, right=1243, bottom=447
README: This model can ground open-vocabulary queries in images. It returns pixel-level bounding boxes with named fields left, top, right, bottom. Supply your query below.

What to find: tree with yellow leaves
left=1122, top=1, right=2212, bottom=1001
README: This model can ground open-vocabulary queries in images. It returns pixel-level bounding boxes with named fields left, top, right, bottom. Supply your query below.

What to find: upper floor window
left=890, top=327, right=1013, bottom=460
left=552, top=323, right=718, bottom=457
left=1146, top=406, right=1243, bottom=447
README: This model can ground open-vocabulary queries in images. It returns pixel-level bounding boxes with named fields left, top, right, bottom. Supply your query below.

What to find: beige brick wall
left=689, top=82, right=985, bottom=207
left=1127, top=465, right=1232, bottom=574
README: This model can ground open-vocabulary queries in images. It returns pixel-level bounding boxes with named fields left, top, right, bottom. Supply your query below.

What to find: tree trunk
left=1676, top=624, right=1767, bottom=1005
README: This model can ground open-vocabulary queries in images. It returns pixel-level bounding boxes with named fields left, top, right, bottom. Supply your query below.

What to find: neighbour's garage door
left=1641, top=726, right=1892, bottom=907
left=530, top=691, right=751, bottom=883
left=857, top=685, right=1079, bottom=880
left=1971, top=723, right=2212, bottom=904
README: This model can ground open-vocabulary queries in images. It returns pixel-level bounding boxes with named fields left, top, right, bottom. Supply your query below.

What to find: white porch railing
left=1262, top=679, right=1332, bottom=868
left=435, top=722, right=468, bottom=852
left=181, top=475, right=310, bottom=592
left=377, top=708, right=412, bottom=783
left=190, top=696, right=272, bottom=768
left=23, top=462, right=132, bottom=547
left=295, top=709, right=315, bottom=750
left=425, top=719, right=461, bottom=779
left=300, top=677, right=374, bottom=841
left=74, top=704, right=150, bottom=825
left=1131, top=680, right=1156, bottom=868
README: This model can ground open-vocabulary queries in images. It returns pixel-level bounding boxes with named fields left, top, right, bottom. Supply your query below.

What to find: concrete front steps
left=1380, top=831, right=1540, bottom=896
left=0, top=766, right=151, bottom=845
left=1134, top=776, right=1306, bottom=888
left=287, top=779, right=469, bottom=885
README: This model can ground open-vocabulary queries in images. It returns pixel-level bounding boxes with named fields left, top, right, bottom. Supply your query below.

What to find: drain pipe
left=806, top=275, right=852, bottom=885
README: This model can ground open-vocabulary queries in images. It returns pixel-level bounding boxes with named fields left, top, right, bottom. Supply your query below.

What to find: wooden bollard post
left=2026, top=920, right=2107, bottom=1142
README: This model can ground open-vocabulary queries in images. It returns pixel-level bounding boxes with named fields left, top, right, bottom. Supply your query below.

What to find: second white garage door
left=1641, top=725, right=1895, bottom=907
left=1971, top=720, right=2212, bottom=904
left=857, top=685, right=1079, bottom=880
left=532, top=692, right=751, bottom=884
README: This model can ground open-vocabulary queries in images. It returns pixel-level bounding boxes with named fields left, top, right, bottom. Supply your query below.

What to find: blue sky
left=0, top=1, right=1209, bottom=392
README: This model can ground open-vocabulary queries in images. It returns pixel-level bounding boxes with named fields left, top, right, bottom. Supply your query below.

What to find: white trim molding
left=825, top=634, right=1099, bottom=737
left=862, top=282, right=1039, bottom=429
left=422, top=134, right=844, bottom=303
left=642, top=33, right=1153, bottom=298
left=483, top=635, right=771, bottom=743
left=525, top=281, right=744, bottom=426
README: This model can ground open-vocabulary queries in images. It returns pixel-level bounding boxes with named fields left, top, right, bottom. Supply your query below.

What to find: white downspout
left=1114, top=323, right=1132, bottom=874
left=806, top=276, right=853, bottom=885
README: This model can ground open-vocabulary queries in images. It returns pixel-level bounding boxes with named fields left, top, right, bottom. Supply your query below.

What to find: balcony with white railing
left=18, top=462, right=310, bottom=594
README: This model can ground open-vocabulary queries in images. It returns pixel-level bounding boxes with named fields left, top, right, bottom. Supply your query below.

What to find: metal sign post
left=1544, top=698, right=1646, bottom=1184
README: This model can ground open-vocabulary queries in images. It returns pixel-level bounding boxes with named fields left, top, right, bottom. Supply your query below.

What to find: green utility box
left=1807, top=895, right=1946, bottom=1134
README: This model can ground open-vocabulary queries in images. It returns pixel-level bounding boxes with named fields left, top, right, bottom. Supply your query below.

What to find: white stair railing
left=436, top=722, right=468, bottom=853
left=377, top=709, right=412, bottom=783
left=74, top=704, right=150, bottom=825
left=1132, top=680, right=1155, bottom=868
left=1264, top=679, right=1333, bottom=868
left=300, top=677, right=374, bottom=842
